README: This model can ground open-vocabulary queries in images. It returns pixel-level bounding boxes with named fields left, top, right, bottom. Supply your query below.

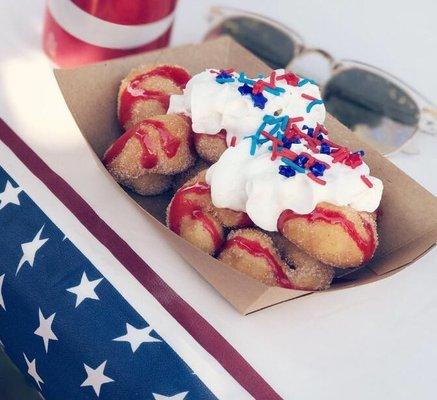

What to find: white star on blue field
left=0, top=167, right=216, bottom=400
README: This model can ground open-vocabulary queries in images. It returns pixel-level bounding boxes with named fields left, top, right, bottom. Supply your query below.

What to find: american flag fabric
left=0, top=120, right=282, bottom=400
left=0, top=154, right=213, bottom=398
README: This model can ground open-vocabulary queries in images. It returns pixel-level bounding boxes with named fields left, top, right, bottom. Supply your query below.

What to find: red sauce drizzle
left=119, top=65, right=191, bottom=127
left=224, top=236, right=293, bottom=289
left=168, top=182, right=224, bottom=252
left=277, top=208, right=376, bottom=262
left=102, top=119, right=180, bottom=169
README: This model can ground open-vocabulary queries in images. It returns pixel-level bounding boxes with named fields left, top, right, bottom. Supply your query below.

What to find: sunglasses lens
left=323, top=68, right=420, bottom=154
left=206, top=17, right=295, bottom=69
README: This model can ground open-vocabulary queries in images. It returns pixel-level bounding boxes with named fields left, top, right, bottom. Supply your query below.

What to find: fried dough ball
left=166, top=170, right=252, bottom=255
left=193, top=130, right=228, bottom=163
left=219, top=229, right=334, bottom=290
left=219, top=229, right=290, bottom=287
left=271, top=233, right=334, bottom=290
left=103, top=114, right=196, bottom=195
left=278, top=202, right=378, bottom=268
left=118, top=64, right=191, bottom=130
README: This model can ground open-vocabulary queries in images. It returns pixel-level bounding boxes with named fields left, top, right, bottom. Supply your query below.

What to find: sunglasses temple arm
left=419, top=107, right=437, bottom=136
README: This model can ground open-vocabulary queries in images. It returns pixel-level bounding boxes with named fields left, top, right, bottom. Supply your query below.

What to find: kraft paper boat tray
left=55, top=37, right=437, bottom=315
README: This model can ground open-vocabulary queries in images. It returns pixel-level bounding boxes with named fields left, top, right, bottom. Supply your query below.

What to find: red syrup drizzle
left=224, top=236, right=293, bottom=289
left=168, top=182, right=224, bottom=252
left=102, top=119, right=181, bottom=169
left=119, top=65, right=191, bottom=127
left=277, top=207, right=376, bottom=262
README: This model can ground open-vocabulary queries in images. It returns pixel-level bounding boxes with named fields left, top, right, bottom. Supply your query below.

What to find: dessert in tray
left=103, top=64, right=384, bottom=291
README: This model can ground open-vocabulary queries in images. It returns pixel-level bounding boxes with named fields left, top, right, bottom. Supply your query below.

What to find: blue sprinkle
left=216, top=77, right=234, bottom=84
left=215, top=70, right=235, bottom=84
left=317, top=134, right=324, bottom=140
left=310, top=162, right=326, bottom=177
left=279, top=165, right=296, bottom=178
left=263, top=115, right=277, bottom=124
left=247, top=122, right=267, bottom=155
left=295, top=155, right=309, bottom=168
left=306, top=99, right=324, bottom=113
left=264, top=86, right=286, bottom=96
left=281, top=157, right=306, bottom=173
left=302, top=125, right=308, bottom=130
left=238, top=72, right=256, bottom=85
left=355, top=150, right=365, bottom=156
left=256, top=122, right=267, bottom=135
left=298, top=78, right=317, bottom=87
left=238, top=83, right=252, bottom=95
left=282, top=137, right=292, bottom=149
left=270, top=124, right=280, bottom=135
left=280, top=115, right=289, bottom=130
left=217, top=70, right=233, bottom=79
left=306, top=128, right=314, bottom=137
left=252, top=93, right=267, bottom=109
left=320, top=143, right=331, bottom=155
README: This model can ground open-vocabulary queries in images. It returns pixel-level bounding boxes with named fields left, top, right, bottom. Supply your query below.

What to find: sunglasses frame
left=205, top=6, right=437, bottom=156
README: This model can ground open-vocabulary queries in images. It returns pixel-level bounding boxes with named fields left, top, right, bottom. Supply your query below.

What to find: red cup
left=42, top=0, right=178, bottom=67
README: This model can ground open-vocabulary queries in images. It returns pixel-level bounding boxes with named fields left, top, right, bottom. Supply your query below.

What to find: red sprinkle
left=361, top=175, right=373, bottom=188
left=315, top=123, right=328, bottom=135
left=277, top=148, right=298, bottom=160
left=261, top=130, right=282, bottom=143
left=276, top=72, right=300, bottom=86
left=345, top=153, right=363, bottom=168
left=300, top=152, right=330, bottom=169
left=301, top=93, right=316, bottom=101
left=252, top=80, right=265, bottom=94
left=230, top=136, right=237, bottom=147
left=289, top=116, right=304, bottom=123
left=332, top=148, right=349, bottom=163
left=269, top=71, right=277, bottom=86
left=307, top=173, right=326, bottom=185
left=270, top=142, right=280, bottom=160
left=289, top=124, right=319, bottom=149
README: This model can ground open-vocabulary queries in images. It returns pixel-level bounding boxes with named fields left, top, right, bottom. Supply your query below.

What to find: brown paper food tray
left=54, top=37, right=437, bottom=315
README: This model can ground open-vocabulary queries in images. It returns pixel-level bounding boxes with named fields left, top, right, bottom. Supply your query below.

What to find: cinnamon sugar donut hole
left=220, top=229, right=334, bottom=290
left=271, top=233, right=334, bottom=290
left=278, top=202, right=378, bottom=268
left=103, top=114, right=196, bottom=195
left=193, top=130, right=228, bottom=163
left=166, top=170, right=252, bottom=255
left=118, top=64, right=191, bottom=130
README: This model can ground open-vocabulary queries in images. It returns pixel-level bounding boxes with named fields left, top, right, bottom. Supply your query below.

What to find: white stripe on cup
left=48, top=0, right=174, bottom=50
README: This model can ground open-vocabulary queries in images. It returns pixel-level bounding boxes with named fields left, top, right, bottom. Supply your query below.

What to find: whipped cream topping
left=168, top=69, right=325, bottom=145
left=169, top=68, right=383, bottom=231
left=206, top=139, right=383, bottom=231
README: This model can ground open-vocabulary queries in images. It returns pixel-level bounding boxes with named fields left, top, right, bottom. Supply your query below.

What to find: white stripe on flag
left=47, top=0, right=174, bottom=49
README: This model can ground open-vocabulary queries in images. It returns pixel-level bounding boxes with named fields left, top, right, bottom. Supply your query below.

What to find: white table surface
left=0, top=1, right=436, bottom=399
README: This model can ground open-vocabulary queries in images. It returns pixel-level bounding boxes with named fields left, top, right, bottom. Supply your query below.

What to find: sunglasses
left=204, top=6, right=437, bottom=155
